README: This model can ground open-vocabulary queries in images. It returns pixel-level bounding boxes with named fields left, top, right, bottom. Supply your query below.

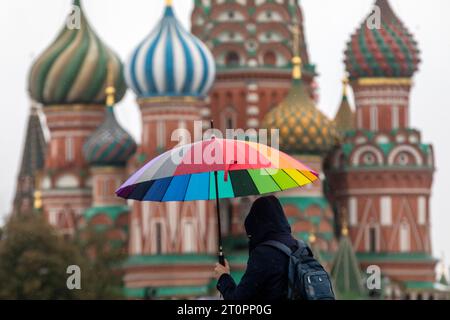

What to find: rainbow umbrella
left=116, top=137, right=318, bottom=263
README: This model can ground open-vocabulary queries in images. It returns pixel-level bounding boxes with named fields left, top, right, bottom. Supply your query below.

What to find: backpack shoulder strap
left=295, top=240, right=314, bottom=257
left=260, top=240, right=292, bottom=256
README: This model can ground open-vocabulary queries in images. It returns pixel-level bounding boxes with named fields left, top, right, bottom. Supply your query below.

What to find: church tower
left=12, top=101, right=47, bottom=215
left=325, top=0, right=437, bottom=299
left=125, top=0, right=217, bottom=256
left=123, top=1, right=218, bottom=295
left=81, top=67, right=137, bottom=248
left=262, top=26, right=339, bottom=267
left=191, top=0, right=317, bottom=132
left=28, top=0, right=126, bottom=236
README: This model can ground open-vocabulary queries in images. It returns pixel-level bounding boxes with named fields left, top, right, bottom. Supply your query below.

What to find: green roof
left=124, top=271, right=246, bottom=299
left=419, top=143, right=431, bottom=154
left=378, top=143, right=394, bottom=155
left=124, top=283, right=213, bottom=298
left=404, top=281, right=450, bottom=292
left=279, top=196, right=330, bottom=212
left=124, top=253, right=249, bottom=267
left=227, top=253, right=248, bottom=265
left=123, top=270, right=247, bottom=299
left=124, top=254, right=216, bottom=267
left=356, top=252, right=437, bottom=263
left=84, top=205, right=129, bottom=222
left=341, top=128, right=431, bottom=156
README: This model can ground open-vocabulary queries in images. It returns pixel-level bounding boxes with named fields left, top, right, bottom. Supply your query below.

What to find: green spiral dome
left=28, top=0, right=126, bottom=105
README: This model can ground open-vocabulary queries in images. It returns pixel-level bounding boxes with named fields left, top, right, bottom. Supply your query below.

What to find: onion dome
left=83, top=83, right=137, bottom=167
left=344, top=0, right=420, bottom=79
left=125, top=1, right=215, bottom=98
left=29, top=0, right=126, bottom=105
left=262, top=57, right=338, bottom=155
left=334, top=78, right=355, bottom=136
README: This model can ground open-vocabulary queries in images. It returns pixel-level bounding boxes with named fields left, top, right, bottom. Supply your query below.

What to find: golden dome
left=262, top=79, right=338, bottom=155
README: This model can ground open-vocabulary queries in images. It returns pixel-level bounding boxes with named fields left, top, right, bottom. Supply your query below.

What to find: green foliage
left=0, top=213, right=125, bottom=299
left=0, top=213, right=84, bottom=299
left=74, top=225, right=126, bottom=299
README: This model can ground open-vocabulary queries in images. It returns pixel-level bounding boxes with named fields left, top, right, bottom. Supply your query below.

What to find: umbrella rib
left=263, top=168, right=283, bottom=192
left=182, top=173, right=193, bottom=202
left=282, top=169, right=302, bottom=188
left=208, top=171, right=211, bottom=200
left=245, top=170, right=260, bottom=196
left=294, top=169, right=314, bottom=185
left=160, top=176, right=175, bottom=202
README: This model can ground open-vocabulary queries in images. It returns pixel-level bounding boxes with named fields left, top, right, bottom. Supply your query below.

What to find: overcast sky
left=1, top=0, right=449, bottom=270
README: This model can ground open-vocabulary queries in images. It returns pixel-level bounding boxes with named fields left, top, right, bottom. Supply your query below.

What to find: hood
left=244, top=195, right=295, bottom=251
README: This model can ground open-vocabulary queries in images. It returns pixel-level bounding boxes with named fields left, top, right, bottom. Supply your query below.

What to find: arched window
left=225, top=51, right=240, bottom=66
left=263, top=51, right=276, bottom=66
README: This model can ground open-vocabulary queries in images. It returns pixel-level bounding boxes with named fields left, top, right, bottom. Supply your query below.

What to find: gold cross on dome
left=290, top=24, right=301, bottom=58
left=105, top=62, right=116, bottom=106
left=289, top=25, right=302, bottom=80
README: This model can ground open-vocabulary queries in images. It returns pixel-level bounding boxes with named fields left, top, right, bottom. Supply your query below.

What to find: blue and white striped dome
left=125, top=4, right=215, bottom=98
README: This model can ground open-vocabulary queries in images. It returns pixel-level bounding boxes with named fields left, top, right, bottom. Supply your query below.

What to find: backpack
left=261, top=240, right=335, bottom=300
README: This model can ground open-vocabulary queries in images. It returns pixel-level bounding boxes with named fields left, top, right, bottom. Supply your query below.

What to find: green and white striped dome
left=28, top=0, right=126, bottom=105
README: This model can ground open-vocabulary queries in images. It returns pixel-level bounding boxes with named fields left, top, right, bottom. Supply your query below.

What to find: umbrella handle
left=211, top=120, right=226, bottom=267
left=218, top=248, right=225, bottom=266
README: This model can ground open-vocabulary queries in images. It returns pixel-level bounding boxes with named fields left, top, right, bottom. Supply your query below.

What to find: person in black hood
left=214, top=195, right=298, bottom=300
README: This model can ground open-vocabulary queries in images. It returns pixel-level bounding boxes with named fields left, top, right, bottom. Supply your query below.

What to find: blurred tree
left=74, top=225, right=126, bottom=299
left=0, top=213, right=84, bottom=299
left=0, top=213, right=125, bottom=299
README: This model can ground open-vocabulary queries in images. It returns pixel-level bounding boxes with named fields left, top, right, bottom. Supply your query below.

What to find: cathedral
left=13, top=0, right=449, bottom=299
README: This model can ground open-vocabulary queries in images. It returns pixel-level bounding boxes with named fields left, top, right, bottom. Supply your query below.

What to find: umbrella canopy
left=116, top=138, right=318, bottom=202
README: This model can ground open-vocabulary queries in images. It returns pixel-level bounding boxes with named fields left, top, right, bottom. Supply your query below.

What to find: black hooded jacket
left=216, top=195, right=298, bottom=300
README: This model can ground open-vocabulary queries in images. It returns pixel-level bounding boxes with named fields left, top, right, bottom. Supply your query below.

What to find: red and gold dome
left=344, top=0, right=420, bottom=79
